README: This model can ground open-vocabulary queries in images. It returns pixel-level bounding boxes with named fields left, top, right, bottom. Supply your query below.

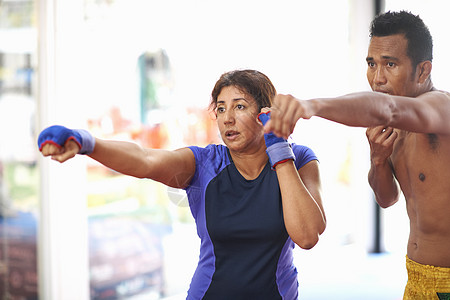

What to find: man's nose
left=373, top=67, right=387, bottom=85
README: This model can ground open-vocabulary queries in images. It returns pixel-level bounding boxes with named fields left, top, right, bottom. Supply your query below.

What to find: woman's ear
left=209, top=109, right=217, bottom=120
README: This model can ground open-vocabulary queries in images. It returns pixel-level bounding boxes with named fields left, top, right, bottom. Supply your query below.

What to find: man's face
left=366, top=34, right=420, bottom=97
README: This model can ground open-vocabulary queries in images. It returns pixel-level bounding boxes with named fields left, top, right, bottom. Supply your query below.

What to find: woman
left=38, top=69, right=326, bottom=299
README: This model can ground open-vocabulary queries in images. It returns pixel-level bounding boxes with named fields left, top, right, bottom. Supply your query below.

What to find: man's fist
left=257, top=111, right=295, bottom=169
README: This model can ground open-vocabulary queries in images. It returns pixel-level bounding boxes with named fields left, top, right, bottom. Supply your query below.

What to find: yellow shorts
left=404, top=255, right=450, bottom=300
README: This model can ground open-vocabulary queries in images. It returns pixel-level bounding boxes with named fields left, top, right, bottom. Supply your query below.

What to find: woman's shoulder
left=291, top=143, right=318, bottom=168
left=291, top=143, right=315, bottom=155
left=189, top=143, right=226, bottom=154
left=188, top=144, right=229, bottom=163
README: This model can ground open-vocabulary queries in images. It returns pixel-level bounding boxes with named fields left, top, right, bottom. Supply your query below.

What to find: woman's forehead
left=217, top=86, right=255, bottom=102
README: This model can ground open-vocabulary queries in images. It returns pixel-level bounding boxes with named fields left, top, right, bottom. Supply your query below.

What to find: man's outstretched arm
left=266, top=90, right=450, bottom=138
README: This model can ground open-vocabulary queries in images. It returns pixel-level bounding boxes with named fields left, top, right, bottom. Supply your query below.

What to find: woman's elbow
left=294, top=224, right=326, bottom=250
left=295, top=233, right=319, bottom=250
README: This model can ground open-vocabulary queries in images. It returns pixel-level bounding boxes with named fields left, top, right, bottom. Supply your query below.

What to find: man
left=265, top=10, right=450, bottom=299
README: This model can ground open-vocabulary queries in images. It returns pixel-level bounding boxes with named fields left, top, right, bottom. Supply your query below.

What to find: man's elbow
left=378, top=200, right=397, bottom=209
left=376, top=194, right=399, bottom=209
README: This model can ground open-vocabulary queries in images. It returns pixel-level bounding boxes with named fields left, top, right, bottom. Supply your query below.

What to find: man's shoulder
left=420, top=89, right=450, bottom=99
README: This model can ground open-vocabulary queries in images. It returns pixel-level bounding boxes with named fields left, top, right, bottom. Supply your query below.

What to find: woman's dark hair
left=210, top=69, right=276, bottom=111
left=369, top=10, right=433, bottom=68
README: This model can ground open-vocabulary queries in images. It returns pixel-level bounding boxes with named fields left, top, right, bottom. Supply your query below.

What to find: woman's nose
left=223, top=109, right=235, bottom=124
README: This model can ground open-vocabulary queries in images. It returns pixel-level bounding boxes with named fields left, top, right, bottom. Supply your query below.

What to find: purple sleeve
left=292, top=143, right=318, bottom=169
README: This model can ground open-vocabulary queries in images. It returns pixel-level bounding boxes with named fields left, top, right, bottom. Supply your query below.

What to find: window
left=0, top=0, right=39, bottom=299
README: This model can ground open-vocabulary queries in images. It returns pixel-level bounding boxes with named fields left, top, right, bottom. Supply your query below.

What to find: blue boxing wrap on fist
left=257, top=111, right=295, bottom=168
left=38, top=125, right=95, bottom=155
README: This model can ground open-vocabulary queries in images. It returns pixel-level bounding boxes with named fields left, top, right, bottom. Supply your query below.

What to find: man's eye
left=367, top=62, right=375, bottom=67
left=387, top=62, right=395, bottom=67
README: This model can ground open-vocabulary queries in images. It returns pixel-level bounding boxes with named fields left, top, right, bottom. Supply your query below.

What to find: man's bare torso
left=390, top=130, right=450, bottom=267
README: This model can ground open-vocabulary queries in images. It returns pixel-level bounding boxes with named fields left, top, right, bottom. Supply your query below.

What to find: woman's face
left=215, top=86, right=264, bottom=153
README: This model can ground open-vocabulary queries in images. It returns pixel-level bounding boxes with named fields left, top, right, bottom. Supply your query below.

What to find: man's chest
left=390, top=131, right=450, bottom=196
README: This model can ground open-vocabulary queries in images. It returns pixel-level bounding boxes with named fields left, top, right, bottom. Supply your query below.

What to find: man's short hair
left=370, top=10, right=433, bottom=67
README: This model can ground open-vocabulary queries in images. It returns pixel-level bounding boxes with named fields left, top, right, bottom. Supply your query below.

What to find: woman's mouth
left=225, top=130, right=239, bottom=140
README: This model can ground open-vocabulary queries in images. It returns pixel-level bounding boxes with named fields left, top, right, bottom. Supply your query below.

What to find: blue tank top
left=185, top=144, right=317, bottom=300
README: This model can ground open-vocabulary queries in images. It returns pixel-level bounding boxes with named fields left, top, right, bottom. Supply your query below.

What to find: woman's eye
left=236, top=104, right=245, bottom=110
left=217, top=107, right=225, bottom=113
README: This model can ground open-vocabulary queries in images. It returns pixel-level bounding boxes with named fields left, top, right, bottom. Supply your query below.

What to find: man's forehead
left=368, top=35, right=408, bottom=58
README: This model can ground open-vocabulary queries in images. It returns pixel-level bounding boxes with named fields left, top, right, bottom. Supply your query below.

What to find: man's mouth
left=374, top=88, right=390, bottom=94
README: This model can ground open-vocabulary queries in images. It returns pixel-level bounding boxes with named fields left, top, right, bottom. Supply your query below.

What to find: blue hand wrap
left=258, top=112, right=295, bottom=168
left=38, top=125, right=95, bottom=155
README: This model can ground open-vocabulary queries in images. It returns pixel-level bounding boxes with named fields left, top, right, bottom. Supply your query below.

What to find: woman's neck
left=230, top=147, right=268, bottom=180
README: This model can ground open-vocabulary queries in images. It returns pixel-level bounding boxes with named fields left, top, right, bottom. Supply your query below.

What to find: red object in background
left=134, top=124, right=169, bottom=149
left=182, top=107, right=219, bottom=147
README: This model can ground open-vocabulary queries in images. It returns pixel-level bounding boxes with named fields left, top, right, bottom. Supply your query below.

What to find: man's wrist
left=370, top=157, right=389, bottom=168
